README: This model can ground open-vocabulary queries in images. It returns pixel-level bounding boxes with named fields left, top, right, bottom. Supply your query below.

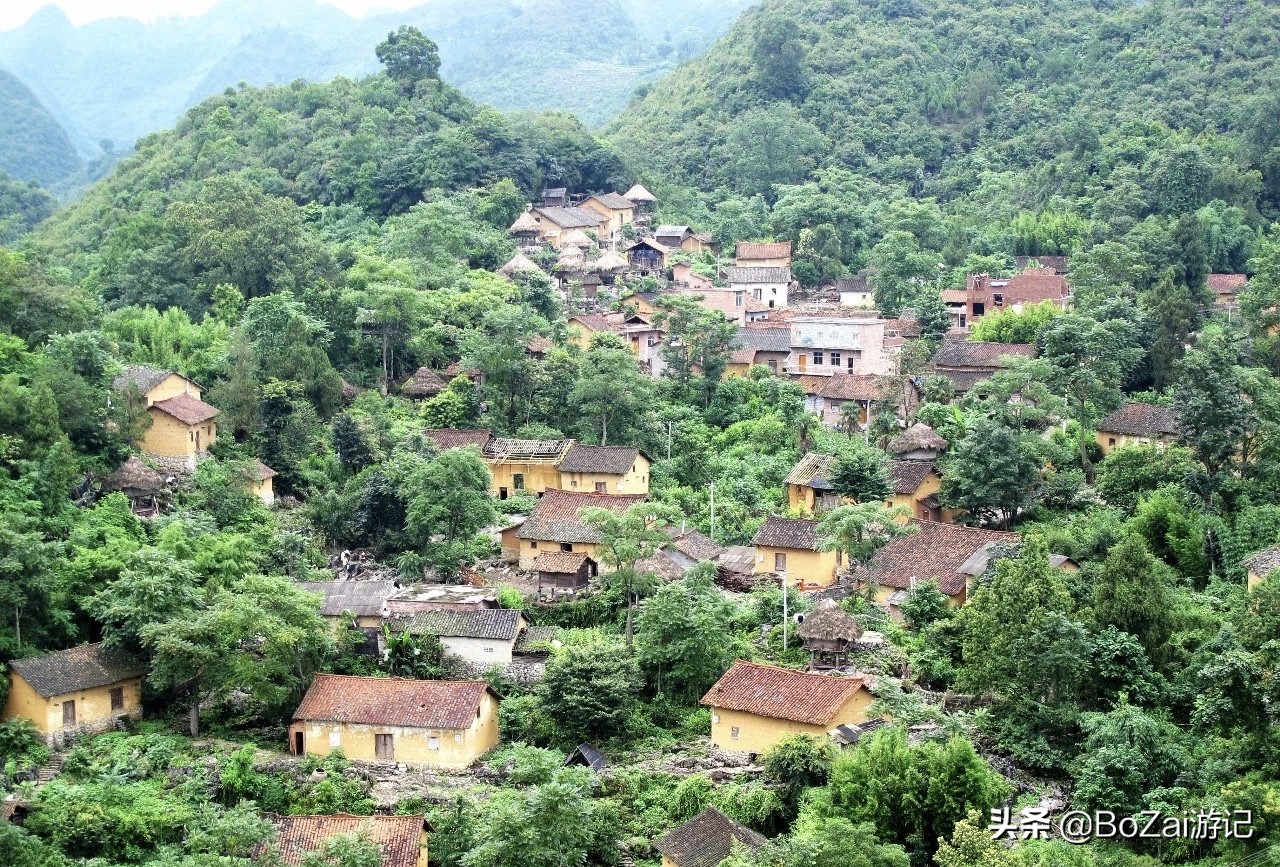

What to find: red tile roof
left=868, top=520, right=1017, bottom=596
left=267, top=814, right=425, bottom=867
left=700, top=660, right=869, bottom=725
left=736, top=241, right=792, bottom=261
left=293, top=674, right=493, bottom=730
left=818, top=373, right=883, bottom=401
left=518, top=489, right=647, bottom=544
left=1208, top=273, right=1247, bottom=294
left=152, top=393, right=219, bottom=425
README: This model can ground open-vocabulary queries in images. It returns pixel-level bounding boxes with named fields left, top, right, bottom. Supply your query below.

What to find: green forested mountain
left=608, top=0, right=1280, bottom=291
left=0, top=0, right=753, bottom=168
left=0, top=66, right=79, bottom=184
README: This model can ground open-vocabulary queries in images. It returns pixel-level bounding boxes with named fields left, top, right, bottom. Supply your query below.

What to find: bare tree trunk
left=381, top=328, right=390, bottom=396
left=601, top=413, right=609, bottom=446
left=624, top=595, right=634, bottom=648
left=189, top=695, right=200, bottom=737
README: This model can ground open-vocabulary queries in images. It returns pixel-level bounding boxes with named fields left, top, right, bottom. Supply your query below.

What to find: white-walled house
left=786, top=316, right=891, bottom=377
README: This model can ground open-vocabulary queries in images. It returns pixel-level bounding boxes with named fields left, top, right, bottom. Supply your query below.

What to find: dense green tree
left=536, top=641, right=642, bottom=746
left=568, top=341, right=653, bottom=446
left=403, top=447, right=496, bottom=578
left=816, top=503, right=912, bottom=573
left=828, top=449, right=892, bottom=503
left=375, top=26, right=442, bottom=87
left=635, top=562, right=737, bottom=700
left=940, top=418, right=1039, bottom=528
left=581, top=501, right=679, bottom=646
left=1091, top=535, right=1176, bottom=663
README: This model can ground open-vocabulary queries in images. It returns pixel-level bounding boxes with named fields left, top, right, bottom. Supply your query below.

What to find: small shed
left=796, top=599, right=863, bottom=669
left=590, top=250, right=629, bottom=274
left=534, top=551, right=596, bottom=600
left=625, top=239, right=668, bottom=275
left=508, top=210, right=541, bottom=239
left=400, top=367, right=447, bottom=399
left=830, top=717, right=888, bottom=747
left=542, top=188, right=568, bottom=207
left=102, top=456, right=167, bottom=517
left=559, top=228, right=593, bottom=249
left=498, top=252, right=545, bottom=278
left=565, top=742, right=607, bottom=773
left=623, top=184, right=656, bottom=206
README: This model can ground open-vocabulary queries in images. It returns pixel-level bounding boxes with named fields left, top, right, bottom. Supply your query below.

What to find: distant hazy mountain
left=0, top=0, right=755, bottom=170
left=0, top=66, right=79, bottom=185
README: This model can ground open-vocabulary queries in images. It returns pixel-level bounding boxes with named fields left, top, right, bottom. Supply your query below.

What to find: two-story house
left=785, top=316, right=891, bottom=378
left=113, top=365, right=220, bottom=470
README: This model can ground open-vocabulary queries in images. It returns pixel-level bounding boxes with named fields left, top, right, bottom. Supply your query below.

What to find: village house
left=297, top=580, right=399, bottom=652
left=3, top=643, right=146, bottom=744
left=701, top=661, right=875, bottom=754
left=579, top=310, right=668, bottom=376
left=566, top=312, right=623, bottom=350
left=861, top=520, right=1021, bottom=608
left=1209, top=273, right=1248, bottom=309
left=262, top=814, right=428, bottom=867
left=813, top=373, right=885, bottom=428
left=510, top=489, right=647, bottom=570
left=671, top=286, right=771, bottom=325
left=623, top=183, right=657, bottom=212
left=558, top=443, right=651, bottom=494
left=931, top=338, right=1036, bottom=397
left=384, top=584, right=499, bottom=617
left=835, top=274, right=873, bottom=308
left=963, top=269, right=1071, bottom=327
left=671, top=261, right=714, bottom=291
left=785, top=452, right=839, bottom=514
left=724, top=266, right=792, bottom=310
left=797, top=598, right=863, bottom=669
left=786, top=316, right=892, bottom=378
left=289, top=674, right=499, bottom=768
left=653, top=807, right=767, bottom=867
left=541, top=187, right=568, bottom=207
left=506, top=211, right=543, bottom=248
left=735, top=241, right=793, bottom=268
left=399, top=367, right=447, bottom=400
left=102, top=456, right=167, bottom=517
left=392, top=609, right=526, bottom=665
left=579, top=192, right=636, bottom=238
left=657, top=526, right=725, bottom=574
left=725, top=327, right=791, bottom=377
left=248, top=460, right=278, bottom=506
left=1095, top=403, right=1179, bottom=455
left=752, top=515, right=840, bottom=588
left=498, top=250, right=544, bottom=278
left=114, top=365, right=220, bottom=470
left=483, top=437, right=574, bottom=498
left=624, top=238, right=670, bottom=275
left=533, top=550, right=598, bottom=599
left=1245, top=545, right=1280, bottom=592
left=530, top=206, right=607, bottom=248
left=887, top=460, right=946, bottom=523
left=654, top=225, right=715, bottom=254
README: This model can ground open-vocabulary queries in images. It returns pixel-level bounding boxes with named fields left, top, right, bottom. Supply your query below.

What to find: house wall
left=291, top=692, right=499, bottom=768
left=141, top=410, right=208, bottom=458
left=753, top=546, right=839, bottom=587
left=885, top=471, right=945, bottom=521
left=579, top=200, right=633, bottom=236
left=441, top=635, right=517, bottom=666
left=787, top=319, right=889, bottom=377
left=708, top=690, right=873, bottom=754
left=485, top=460, right=562, bottom=497
left=252, top=476, right=274, bottom=506
left=737, top=255, right=791, bottom=268
left=3, top=673, right=143, bottom=737
left=787, top=483, right=816, bottom=513
left=144, top=374, right=202, bottom=405
left=518, top=538, right=604, bottom=572
left=1094, top=431, right=1174, bottom=456
left=737, top=281, right=789, bottom=310
left=559, top=456, right=650, bottom=495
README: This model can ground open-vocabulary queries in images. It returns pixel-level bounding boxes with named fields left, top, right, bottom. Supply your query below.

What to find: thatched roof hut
left=797, top=599, right=863, bottom=645
left=498, top=252, right=545, bottom=278
left=887, top=422, right=949, bottom=458
left=623, top=184, right=656, bottom=203
left=400, top=367, right=447, bottom=399
left=559, top=228, right=592, bottom=249
left=590, top=250, right=628, bottom=272
left=103, top=457, right=166, bottom=497
left=509, top=211, right=541, bottom=235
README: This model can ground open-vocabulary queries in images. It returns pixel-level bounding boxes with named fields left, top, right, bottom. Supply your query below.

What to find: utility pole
left=781, top=570, right=788, bottom=651
left=708, top=482, right=716, bottom=543
left=667, top=419, right=673, bottom=460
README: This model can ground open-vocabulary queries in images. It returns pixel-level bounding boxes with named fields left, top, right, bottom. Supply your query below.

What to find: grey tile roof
left=724, top=266, right=792, bottom=284
left=732, top=327, right=791, bottom=354
left=588, top=192, right=635, bottom=210
left=1245, top=545, right=1280, bottom=578
left=654, top=808, right=766, bottom=867
left=558, top=444, right=642, bottom=474
left=535, top=207, right=605, bottom=229
left=112, top=364, right=173, bottom=395
left=395, top=608, right=522, bottom=641
left=753, top=516, right=821, bottom=551
left=888, top=460, right=936, bottom=495
left=514, top=626, right=560, bottom=654
left=297, top=581, right=400, bottom=618
left=933, top=340, right=1035, bottom=369
left=1098, top=403, right=1179, bottom=438
left=9, top=643, right=146, bottom=699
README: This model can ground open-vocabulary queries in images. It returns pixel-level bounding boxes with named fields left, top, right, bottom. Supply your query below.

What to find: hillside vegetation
left=608, top=0, right=1280, bottom=292
left=0, top=66, right=80, bottom=185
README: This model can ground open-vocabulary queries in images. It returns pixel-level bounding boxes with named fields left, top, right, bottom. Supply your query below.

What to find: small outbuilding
left=102, top=456, right=167, bottom=517
left=400, top=367, right=447, bottom=399
left=796, top=599, right=863, bottom=669
left=534, top=551, right=597, bottom=600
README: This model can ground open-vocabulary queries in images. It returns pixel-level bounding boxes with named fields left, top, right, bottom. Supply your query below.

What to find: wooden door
left=375, top=733, right=394, bottom=760
left=62, top=700, right=76, bottom=727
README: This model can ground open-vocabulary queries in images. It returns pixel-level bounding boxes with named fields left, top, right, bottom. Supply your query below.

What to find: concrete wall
left=3, top=673, right=143, bottom=737
left=441, top=635, right=517, bottom=666
left=788, top=318, right=889, bottom=376
left=1094, top=431, right=1174, bottom=457
left=753, top=546, right=839, bottom=587
left=708, top=689, right=873, bottom=754
left=291, top=692, right=499, bottom=768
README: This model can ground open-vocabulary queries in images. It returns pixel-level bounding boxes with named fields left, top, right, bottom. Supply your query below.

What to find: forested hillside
left=0, top=0, right=752, bottom=169
left=609, top=0, right=1280, bottom=292
left=0, top=66, right=79, bottom=184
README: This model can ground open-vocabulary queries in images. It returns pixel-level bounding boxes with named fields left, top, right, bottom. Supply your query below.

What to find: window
left=767, top=360, right=778, bottom=373
left=428, top=736, right=440, bottom=751
left=774, top=552, right=787, bottom=571
left=560, top=543, right=574, bottom=552
left=63, top=700, right=76, bottom=727
left=813, top=351, right=824, bottom=365
left=959, top=313, right=967, bottom=328
left=484, top=646, right=494, bottom=653
left=530, top=541, right=538, bottom=549
left=454, top=733, right=463, bottom=743
left=375, top=733, right=394, bottom=760
left=1108, top=437, right=1117, bottom=447
left=993, top=293, right=1004, bottom=306
left=731, top=726, right=740, bottom=740
left=753, top=288, right=762, bottom=300
left=973, top=302, right=985, bottom=316
left=109, top=687, right=124, bottom=712
left=830, top=352, right=841, bottom=367
left=647, top=335, right=658, bottom=347
left=571, top=480, right=578, bottom=489
left=734, top=291, right=745, bottom=307
left=513, top=473, right=524, bottom=490
left=594, top=482, right=607, bottom=493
